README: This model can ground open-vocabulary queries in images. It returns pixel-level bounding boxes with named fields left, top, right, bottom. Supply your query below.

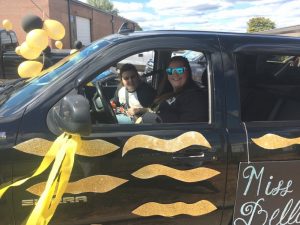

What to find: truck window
left=1, top=32, right=12, bottom=50
left=9, top=32, right=17, bottom=45
left=0, top=31, right=17, bottom=51
left=236, top=53, right=300, bottom=122
left=81, top=49, right=209, bottom=125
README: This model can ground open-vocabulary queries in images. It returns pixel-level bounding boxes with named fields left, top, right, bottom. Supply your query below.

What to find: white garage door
left=76, top=16, right=91, bottom=46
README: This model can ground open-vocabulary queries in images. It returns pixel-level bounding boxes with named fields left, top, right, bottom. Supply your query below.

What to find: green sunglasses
left=166, top=67, right=186, bottom=75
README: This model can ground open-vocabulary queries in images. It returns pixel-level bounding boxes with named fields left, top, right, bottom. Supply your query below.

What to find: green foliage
left=87, top=0, right=119, bottom=15
left=247, top=17, right=276, bottom=33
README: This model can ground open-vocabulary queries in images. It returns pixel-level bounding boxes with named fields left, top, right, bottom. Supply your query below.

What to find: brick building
left=0, top=0, right=138, bottom=48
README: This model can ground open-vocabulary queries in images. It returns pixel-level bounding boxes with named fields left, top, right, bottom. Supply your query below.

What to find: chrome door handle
left=172, top=151, right=217, bottom=161
left=173, top=152, right=205, bottom=159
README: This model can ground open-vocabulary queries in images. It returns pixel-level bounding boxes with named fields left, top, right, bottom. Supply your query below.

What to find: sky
left=81, top=0, right=300, bottom=33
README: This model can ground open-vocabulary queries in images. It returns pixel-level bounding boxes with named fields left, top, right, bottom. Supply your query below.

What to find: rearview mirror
left=47, top=94, right=91, bottom=136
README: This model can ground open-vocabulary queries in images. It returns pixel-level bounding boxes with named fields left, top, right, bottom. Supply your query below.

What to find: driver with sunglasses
left=153, top=56, right=208, bottom=123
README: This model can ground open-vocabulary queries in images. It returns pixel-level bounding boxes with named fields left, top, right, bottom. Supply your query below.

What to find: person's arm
left=127, top=107, right=149, bottom=116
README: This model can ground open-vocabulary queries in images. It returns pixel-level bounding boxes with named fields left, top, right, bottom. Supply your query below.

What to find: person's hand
left=127, top=107, right=148, bottom=116
left=117, top=106, right=125, bottom=114
left=126, top=107, right=139, bottom=116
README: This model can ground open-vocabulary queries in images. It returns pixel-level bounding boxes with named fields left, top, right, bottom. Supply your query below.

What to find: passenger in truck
left=144, top=56, right=208, bottom=123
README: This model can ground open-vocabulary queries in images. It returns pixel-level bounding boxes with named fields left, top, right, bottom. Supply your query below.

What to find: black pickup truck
left=1, top=30, right=300, bottom=225
left=0, top=29, right=69, bottom=79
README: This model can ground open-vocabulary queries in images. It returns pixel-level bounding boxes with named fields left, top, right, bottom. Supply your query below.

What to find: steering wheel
left=94, top=81, right=118, bottom=123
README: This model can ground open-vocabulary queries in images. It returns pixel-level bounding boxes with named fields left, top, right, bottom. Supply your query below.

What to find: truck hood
left=0, top=115, right=22, bottom=148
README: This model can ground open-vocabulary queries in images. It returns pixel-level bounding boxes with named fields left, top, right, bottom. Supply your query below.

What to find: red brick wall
left=92, top=10, right=114, bottom=39
left=70, top=1, right=137, bottom=42
left=48, top=0, right=71, bottom=48
left=0, top=0, right=49, bottom=44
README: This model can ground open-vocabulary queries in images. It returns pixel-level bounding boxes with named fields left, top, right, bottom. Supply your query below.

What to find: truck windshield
left=0, top=38, right=111, bottom=116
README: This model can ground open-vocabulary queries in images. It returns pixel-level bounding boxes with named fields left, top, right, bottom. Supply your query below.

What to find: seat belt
left=125, top=89, right=130, bottom=109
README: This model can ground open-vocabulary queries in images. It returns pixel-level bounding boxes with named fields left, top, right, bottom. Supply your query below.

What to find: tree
left=247, top=17, right=276, bottom=33
left=87, top=0, right=119, bottom=15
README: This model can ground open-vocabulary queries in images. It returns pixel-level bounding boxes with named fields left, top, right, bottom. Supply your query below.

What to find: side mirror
left=47, top=95, right=91, bottom=136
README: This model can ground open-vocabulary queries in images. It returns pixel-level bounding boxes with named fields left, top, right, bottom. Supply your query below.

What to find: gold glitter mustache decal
left=14, top=138, right=119, bottom=157
left=26, top=175, right=128, bottom=196
left=122, top=131, right=211, bottom=156
left=252, top=133, right=300, bottom=150
left=132, top=164, right=220, bottom=182
left=132, top=200, right=217, bottom=217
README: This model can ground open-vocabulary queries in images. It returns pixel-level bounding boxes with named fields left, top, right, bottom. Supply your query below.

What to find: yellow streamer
left=0, top=134, right=66, bottom=198
left=0, top=133, right=82, bottom=225
left=26, top=135, right=80, bottom=224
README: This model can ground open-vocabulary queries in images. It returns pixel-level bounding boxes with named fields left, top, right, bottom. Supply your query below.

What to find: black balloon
left=22, top=14, right=43, bottom=33
left=74, top=40, right=83, bottom=49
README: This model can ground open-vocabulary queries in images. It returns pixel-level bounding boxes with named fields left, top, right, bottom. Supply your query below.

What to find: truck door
left=221, top=39, right=300, bottom=225
left=63, top=36, right=227, bottom=225
left=77, top=124, right=227, bottom=225
left=11, top=34, right=227, bottom=225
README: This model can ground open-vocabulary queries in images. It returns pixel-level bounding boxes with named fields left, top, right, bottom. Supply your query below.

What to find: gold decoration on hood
left=132, top=200, right=217, bottom=217
left=27, top=175, right=128, bottom=196
left=122, top=131, right=211, bottom=156
left=132, top=164, right=220, bottom=182
left=252, top=133, right=300, bottom=149
left=14, top=138, right=119, bottom=157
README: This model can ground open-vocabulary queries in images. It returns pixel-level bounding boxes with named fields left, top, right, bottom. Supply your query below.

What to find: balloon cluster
left=2, top=15, right=65, bottom=78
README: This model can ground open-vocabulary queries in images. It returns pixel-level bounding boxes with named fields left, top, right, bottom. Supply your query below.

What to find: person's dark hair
left=119, top=63, right=139, bottom=80
left=167, top=56, right=193, bottom=82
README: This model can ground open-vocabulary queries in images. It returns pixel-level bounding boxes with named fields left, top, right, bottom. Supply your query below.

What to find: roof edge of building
left=70, top=0, right=137, bottom=25
left=258, top=24, right=300, bottom=34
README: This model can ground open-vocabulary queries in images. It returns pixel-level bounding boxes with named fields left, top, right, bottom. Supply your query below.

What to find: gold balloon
left=18, top=61, right=43, bottom=78
left=2, top=19, right=13, bottom=31
left=20, top=42, right=41, bottom=60
left=26, top=29, right=48, bottom=50
left=43, top=19, right=65, bottom=40
left=70, top=49, right=77, bottom=54
left=15, top=46, right=21, bottom=55
left=55, top=40, right=63, bottom=49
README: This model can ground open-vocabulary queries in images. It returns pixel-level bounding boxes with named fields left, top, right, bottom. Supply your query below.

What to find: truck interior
left=236, top=53, right=300, bottom=122
left=79, top=48, right=209, bottom=125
